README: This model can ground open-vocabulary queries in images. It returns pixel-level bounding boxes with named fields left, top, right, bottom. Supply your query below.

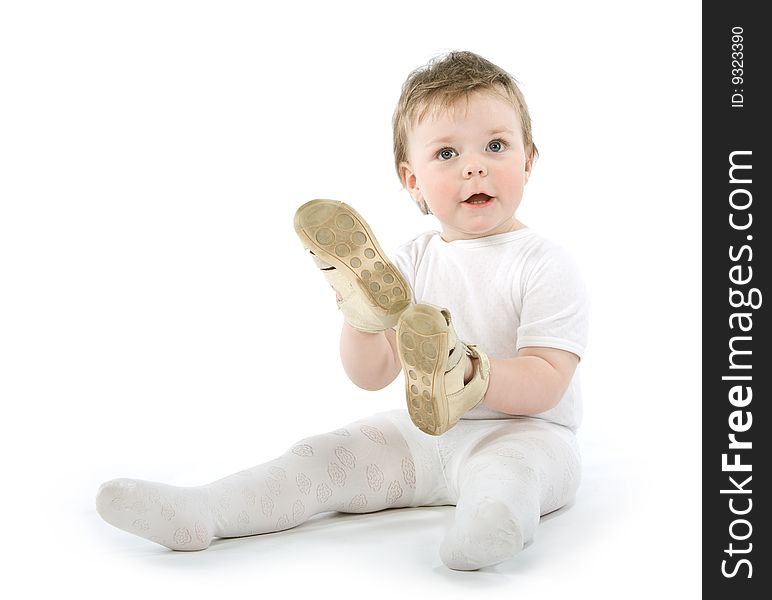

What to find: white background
left=0, top=1, right=701, bottom=598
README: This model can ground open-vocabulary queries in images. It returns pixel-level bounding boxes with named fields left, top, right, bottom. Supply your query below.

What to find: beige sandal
left=294, top=200, right=412, bottom=333
left=397, top=304, right=491, bottom=436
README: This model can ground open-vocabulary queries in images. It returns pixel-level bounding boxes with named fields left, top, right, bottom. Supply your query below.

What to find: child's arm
left=339, top=323, right=401, bottom=391
left=481, top=347, right=579, bottom=415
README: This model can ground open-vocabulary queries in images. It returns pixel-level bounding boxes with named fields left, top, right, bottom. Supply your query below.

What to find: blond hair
left=392, top=51, right=538, bottom=214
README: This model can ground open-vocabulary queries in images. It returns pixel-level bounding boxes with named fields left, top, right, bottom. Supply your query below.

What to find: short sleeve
left=516, top=245, right=589, bottom=359
left=388, top=231, right=439, bottom=302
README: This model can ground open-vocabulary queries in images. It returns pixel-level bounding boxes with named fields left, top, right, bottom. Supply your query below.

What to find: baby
left=96, top=50, right=589, bottom=571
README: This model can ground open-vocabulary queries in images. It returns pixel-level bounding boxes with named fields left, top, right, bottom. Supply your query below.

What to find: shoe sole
left=294, top=199, right=411, bottom=320
left=397, top=304, right=450, bottom=436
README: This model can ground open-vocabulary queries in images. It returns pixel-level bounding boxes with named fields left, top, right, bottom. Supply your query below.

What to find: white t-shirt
left=391, top=228, right=589, bottom=431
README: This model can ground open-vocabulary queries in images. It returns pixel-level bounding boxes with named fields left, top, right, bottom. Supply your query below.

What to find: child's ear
left=399, top=162, right=421, bottom=201
left=399, top=161, right=413, bottom=188
left=400, top=161, right=430, bottom=215
left=524, top=155, right=534, bottom=184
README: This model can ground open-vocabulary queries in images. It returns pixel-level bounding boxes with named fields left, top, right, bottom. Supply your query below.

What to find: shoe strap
left=310, top=253, right=335, bottom=270
left=446, top=338, right=467, bottom=372
left=445, top=344, right=491, bottom=418
left=466, top=344, right=491, bottom=381
left=317, top=262, right=393, bottom=333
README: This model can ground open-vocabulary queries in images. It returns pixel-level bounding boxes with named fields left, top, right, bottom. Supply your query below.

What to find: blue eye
left=487, top=139, right=506, bottom=152
left=437, top=148, right=457, bottom=161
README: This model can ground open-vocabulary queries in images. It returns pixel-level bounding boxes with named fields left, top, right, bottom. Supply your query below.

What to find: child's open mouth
left=464, top=193, right=493, bottom=206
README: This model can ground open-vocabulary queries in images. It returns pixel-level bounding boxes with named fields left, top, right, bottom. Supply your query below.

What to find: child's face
left=400, top=91, right=532, bottom=241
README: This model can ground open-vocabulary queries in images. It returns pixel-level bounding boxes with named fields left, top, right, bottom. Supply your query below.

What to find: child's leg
left=96, top=412, right=423, bottom=551
left=438, top=419, right=581, bottom=570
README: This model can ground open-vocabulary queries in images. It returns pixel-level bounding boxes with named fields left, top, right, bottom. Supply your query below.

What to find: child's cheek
left=431, top=177, right=458, bottom=205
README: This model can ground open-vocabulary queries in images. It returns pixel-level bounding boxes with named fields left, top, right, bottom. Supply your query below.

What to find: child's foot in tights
left=96, top=479, right=215, bottom=550
left=438, top=459, right=540, bottom=570
left=96, top=416, right=419, bottom=551
left=439, top=497, right=526, bottom=570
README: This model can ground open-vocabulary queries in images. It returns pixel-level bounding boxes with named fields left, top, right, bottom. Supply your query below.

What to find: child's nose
left=462, top=162, right=488, bottom=178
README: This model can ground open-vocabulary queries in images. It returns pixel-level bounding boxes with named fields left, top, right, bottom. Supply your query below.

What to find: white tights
left=96, top=410, right=580, bottom=570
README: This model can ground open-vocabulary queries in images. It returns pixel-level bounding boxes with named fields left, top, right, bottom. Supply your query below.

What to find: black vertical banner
left=703, top=3, right=768, bottom=597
